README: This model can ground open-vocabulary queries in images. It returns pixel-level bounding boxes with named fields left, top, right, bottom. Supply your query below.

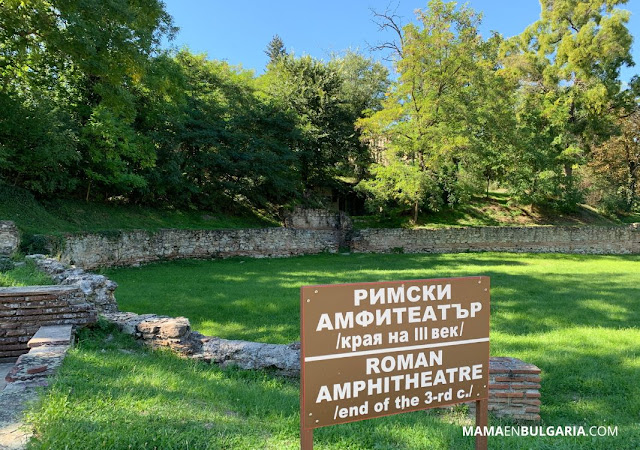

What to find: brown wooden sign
left=300, top=277, right=490, bottom=446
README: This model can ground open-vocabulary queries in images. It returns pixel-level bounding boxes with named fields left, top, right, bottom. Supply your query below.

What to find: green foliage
left=264, top=34, right=287, bottom=64
left=260, top=55, right=350, bottom=195
left=358, top=1, right=515, bottom=219
left=0, top=92, right=78, bottom=194
left=500, top=0, right=634, bottom=210
left=0, top=258, right=53, bottom=287
left=329, top=51, right=389, bottom=179
left=259, top=52, right=387, bottom=200
left=357, top=161, right=440, bottom=218
left=20, top=234, right=56, bottom=255
left=0, top=0, right=636, bottom=220
left=135, top=51, right=302, bottom=211
left=0, top=257, right=13, bottom=272
left=0, top=0, right=175, bottom=199
left=0, top=0, right=389, bottom=211
left=588, top=110, right=640, bottom=213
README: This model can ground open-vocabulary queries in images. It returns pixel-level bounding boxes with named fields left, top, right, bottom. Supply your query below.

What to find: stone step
left=27, top=325, right=73, bottom=348
left=4, top=344, right=70, bottom=383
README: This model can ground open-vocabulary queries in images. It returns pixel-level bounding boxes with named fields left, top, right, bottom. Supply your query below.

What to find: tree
left=0, top=0, right=175, bottom=199
left=589, top=109, right=640, bottom=212
left=328, top=51, right=389, bottom=178
left=500, top=0, right=634, bottom=209
left=259, top=54, right=352, bottom=198
left=358, top=0, right=513, bottom=220
left=265, top=35, right=287, bottom=65
left=133, top=50, right=300, bottom=211
left=0, top=91, right=78, bottom=194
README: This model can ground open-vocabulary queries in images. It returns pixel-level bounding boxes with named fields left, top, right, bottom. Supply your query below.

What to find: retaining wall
left=350, top=225, right=640, bottom=255
left=0, top=286, right=96, bottom=358
left=50, top=224, right=640, bottom=269
left=59, top=228, right=340, bottom=269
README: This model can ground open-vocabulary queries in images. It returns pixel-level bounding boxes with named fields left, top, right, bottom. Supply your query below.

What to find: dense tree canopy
left=500, top=0, right=635, bottom=209
left=0, top=0, right=637, bottom=219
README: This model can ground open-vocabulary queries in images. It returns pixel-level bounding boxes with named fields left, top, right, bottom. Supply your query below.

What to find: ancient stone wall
left=58, top=228, right=340, bottom=269
left=0, top=286, right=96, bottom=358
left=0, top=221, right=19, bottom=257
left=27, top=255, right=118, bottom=313
left=104, top=311, right=542, bottom=421
left=350, top=224, right=640, bottom=255
left=284, top=208, right=352, bottom=231
left=51, top=224, right=640, bottom=269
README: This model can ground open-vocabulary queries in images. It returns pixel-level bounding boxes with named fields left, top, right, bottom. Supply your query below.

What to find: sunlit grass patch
left=26, top=253, right=640, bottom=448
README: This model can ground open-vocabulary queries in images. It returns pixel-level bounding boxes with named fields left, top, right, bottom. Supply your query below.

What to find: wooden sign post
left=300, top=277, right=490, bottom=449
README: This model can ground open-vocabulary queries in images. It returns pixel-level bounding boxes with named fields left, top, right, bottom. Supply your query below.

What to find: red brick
left=487, top=397, right=510, bottom=403
left=488, top=384, right=510, bottom=390
left=2, top=343, right=29, bottom=351
left=525, top=392, right=541, bottom=398
left=26, top=365, right=48, bottom=375
left=0, top=349, right=28, bottom=358
left=511, top=383, right=541, bottom=390
left=494, top=376, right=525, bottom=382
left=510, top=368, right=541, bottom=374
left=3, top=329, right=28, bottom=337
left=525, top=407, right=540, bottom=413
left=495, top=392, right=524, bottom=398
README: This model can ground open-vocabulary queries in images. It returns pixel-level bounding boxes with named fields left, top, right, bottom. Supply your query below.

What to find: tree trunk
left=85, top=180, right=92, bottom=202
left=564, top=164, right=573, bottom=178
left=628, top=161, right=638, bottom=210
left=413, top=201, right=419, bottom=223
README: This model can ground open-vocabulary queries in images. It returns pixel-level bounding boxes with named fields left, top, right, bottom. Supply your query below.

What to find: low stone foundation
left=27, top=255, right=118, bottom=313
left=5, top=325, right=74, bottom=383
left=1, top=325, right=74, bottom=449
left=104, top=311, right=542, bottom=420
left=103, top=312, right=301, bottom=376
left=0, top=286, right=96, bottom=358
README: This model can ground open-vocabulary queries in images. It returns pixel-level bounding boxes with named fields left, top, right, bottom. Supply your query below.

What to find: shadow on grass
left=29, top=320, right=640, bottom=449
left=109, top=253, right=638, bottom=341
left=99, top=253, right=640, bottom=447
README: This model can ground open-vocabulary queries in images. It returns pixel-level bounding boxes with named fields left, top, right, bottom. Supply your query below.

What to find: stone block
left=27, top=325, right=73, bottom=348
left=0, top=221, right=19, bottom=256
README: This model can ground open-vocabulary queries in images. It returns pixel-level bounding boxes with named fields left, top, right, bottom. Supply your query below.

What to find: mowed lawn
left=27, top=253, right=640, bottom=449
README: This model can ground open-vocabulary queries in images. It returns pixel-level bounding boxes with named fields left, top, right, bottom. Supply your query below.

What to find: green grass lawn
left=27, top=253, right=640, bottom=448
left=0, top=258, right=52, bottom=287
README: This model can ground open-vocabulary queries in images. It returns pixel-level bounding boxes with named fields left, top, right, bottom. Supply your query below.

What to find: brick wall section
left=351, top=224, right=640, bottom=255
left=473, top=356, right=542, bottom=421
left=58, top=228, right=341, bottom=269
left=0, top=286, right=96, bottom=358
left=0, top=221, right=19, bottom=256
